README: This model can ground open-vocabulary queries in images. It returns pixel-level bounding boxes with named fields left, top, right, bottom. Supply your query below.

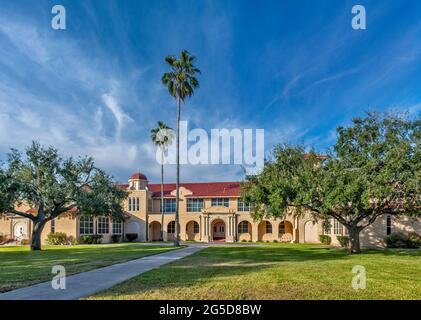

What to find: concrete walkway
left=0, top=245, right=204, bottom=300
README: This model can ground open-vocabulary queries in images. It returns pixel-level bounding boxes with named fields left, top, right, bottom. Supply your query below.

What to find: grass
left=0, top=243, right=179, bottom=293
left=88, top=243, right=421, bottom=300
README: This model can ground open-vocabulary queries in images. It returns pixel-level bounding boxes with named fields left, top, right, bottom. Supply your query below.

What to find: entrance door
left=212, top=221, right=226, bottom=241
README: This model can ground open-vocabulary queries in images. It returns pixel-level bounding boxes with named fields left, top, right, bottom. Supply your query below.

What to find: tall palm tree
left=151, top=121, right=174, bottom=241
left=162, top=50, right=200, bottom=246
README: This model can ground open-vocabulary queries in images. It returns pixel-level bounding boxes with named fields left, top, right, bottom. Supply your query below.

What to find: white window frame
left=79, top=216, right=94, bottom=235
left=187, top=199, right=204, bottom=212
left=333, top=219, right=343, bottom=235
left=238, top=221, right=249, bottom=234
left=211, top=198, right=229, bottom=207
left=237, top=199, right=250, bottom=212
left=161, top=199, right=176, bottom=213
left=97, top=217, right=110, bottom=234
left=112, top=220, right=123, bottom=234
left=167, top=221, right=176, bottom=234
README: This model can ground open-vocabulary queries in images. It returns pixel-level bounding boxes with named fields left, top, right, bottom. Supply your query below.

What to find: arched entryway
left=185, top=220, right=200, bottom=241
left=167, top=221, right=176, bottom=241
left=14, top=222, right=27, bottom=240
left=149, top=221, right=161, bottom=241
left=258, top=220, right=272, bottom=241
left=278, top=221, right=293, bottom=242
left=211, top=219, right=226, bottom=242
left=304, top=220, right=319, bottom=243
left=237, top=220, right=252, bottom=241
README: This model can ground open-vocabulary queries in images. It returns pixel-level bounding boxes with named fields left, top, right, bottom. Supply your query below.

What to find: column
left=273, top=221, right=279, bottom=242
left=252, top=222, right=259, bottom=242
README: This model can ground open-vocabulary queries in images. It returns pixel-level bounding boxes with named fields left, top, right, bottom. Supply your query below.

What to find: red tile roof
left=130, top=172, right=148, bottom=180
left=147, top=182, right=241, bottom=198
left=26, top=207, right=78, bottom=215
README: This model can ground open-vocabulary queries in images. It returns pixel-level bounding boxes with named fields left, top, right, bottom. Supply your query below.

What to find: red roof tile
left=148, top=182, right=241, bottom=198
left=130, top=173, right=148, bottom=180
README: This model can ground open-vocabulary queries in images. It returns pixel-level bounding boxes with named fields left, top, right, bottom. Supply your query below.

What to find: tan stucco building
left=1, top=172, right=420, bottom=247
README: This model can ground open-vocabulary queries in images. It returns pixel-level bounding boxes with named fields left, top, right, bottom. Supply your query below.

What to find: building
left=1, top=172, right=420, bottom=247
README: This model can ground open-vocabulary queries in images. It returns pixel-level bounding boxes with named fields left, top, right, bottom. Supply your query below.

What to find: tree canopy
left=0, top=142, right=127, bottom=250
left=242, top=112, right=420, bottom=253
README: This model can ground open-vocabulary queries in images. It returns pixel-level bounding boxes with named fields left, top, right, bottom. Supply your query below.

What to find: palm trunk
left=160, top=149, right=164, bottom=241
left=30, top=219, right=46, bottom=251
left=175, top=96, right=181, bottom=247
left=348, top=226, right=361, bottom=254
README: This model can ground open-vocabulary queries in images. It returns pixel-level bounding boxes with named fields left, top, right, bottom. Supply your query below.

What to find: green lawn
left=0, top=243, right=178, bottom=293
left=88, top=244, right=421, bottom=300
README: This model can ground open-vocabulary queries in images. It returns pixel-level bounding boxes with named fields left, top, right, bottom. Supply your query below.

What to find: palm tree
left=162, top=50, right=200, bottom=246
left=151, top=121, right=174, bottom=241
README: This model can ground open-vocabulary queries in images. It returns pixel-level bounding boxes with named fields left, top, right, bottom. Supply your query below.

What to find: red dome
left=130, top=172, right=148, bottom=180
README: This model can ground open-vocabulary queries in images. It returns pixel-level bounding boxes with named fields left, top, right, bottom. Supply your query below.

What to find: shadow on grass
left=95, top=245, right=421, bottom=299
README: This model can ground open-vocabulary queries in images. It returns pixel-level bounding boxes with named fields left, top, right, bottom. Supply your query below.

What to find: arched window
left=279, top=222, right=285, bottom=234
left=193, top=221, right=199, bottom=234
left=238, top=221, right=249, bottom=234
left=265, top=221, right=272, bottom=233
left=167, top=221, right=176, bottom=234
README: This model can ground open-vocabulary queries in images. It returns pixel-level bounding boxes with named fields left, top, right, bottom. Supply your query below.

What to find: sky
left=0, top=0, right=420, bottom=183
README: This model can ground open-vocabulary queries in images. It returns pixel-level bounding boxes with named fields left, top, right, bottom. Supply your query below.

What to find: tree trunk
left=174, top=96, right=181, bottom=247
left=31, top=219, right=46, bottom=251
left=160, top=150, right=164, bottom=242
left=348, top=226, right=361, bottom=254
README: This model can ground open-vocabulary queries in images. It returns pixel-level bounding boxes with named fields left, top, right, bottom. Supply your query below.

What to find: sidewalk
left=0, top=245, right=204, bottom=300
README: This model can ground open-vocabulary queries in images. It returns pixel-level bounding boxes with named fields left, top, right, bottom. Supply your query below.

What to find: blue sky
left=0, top=0, right=420, bottom=183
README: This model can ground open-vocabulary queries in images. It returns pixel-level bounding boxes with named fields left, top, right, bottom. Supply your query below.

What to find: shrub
left=241, top=239, right=247, bottom=242
left=385, top=232, right=409, bottom=248
left=319, top=235, right=332, bottom=245
left=337, top=236, right=349, bottom=248
left=0, top=235, right=4, bottom=243
left=407, top=233, right=421, bottom=249
left=47, top=232, right=69, bottom=245
left=68, top=236, right=78, bottom=245
left=125, top=233, right=138, bottom=242
left=79, top=234, right=103, bottom=244
left=111, top=234, right=122, bottom=243
left=20, top=239, right=30, bottom=245
left=273, top=239, right=278, bottom=243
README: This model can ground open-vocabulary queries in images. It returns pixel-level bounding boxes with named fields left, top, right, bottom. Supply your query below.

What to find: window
left=333, top=219, right=343, bottom=235
left=386, top=215, right=392, bottom=236
left=148, top=198, right=153, bottom=212
left=193, top=221, right=199, bottom=234
left=161, top=199, right=176, bottom=213
left=112, top=220, right=122, bottom=234
left=265, top=221, right=272, bottom=233
left=279, top=222, right=285, bottom=234
left=128, top=197, right=140, bottom=211
left=50, top=219, right=55, bottom=233
left=211, top=198, right=229, bottom=207
left=187, top=199, right=204, bottom=212
left=238, top=221, right=249, bottom=234
left=237, top=199, right=250, bottom=212
left=167, top=221, right=176, bottom=234
left=97, top=217, right=109, bottom=234
left=323, top=222, right=331, bottom=235
left=79, top=216, right=94, bottom=235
